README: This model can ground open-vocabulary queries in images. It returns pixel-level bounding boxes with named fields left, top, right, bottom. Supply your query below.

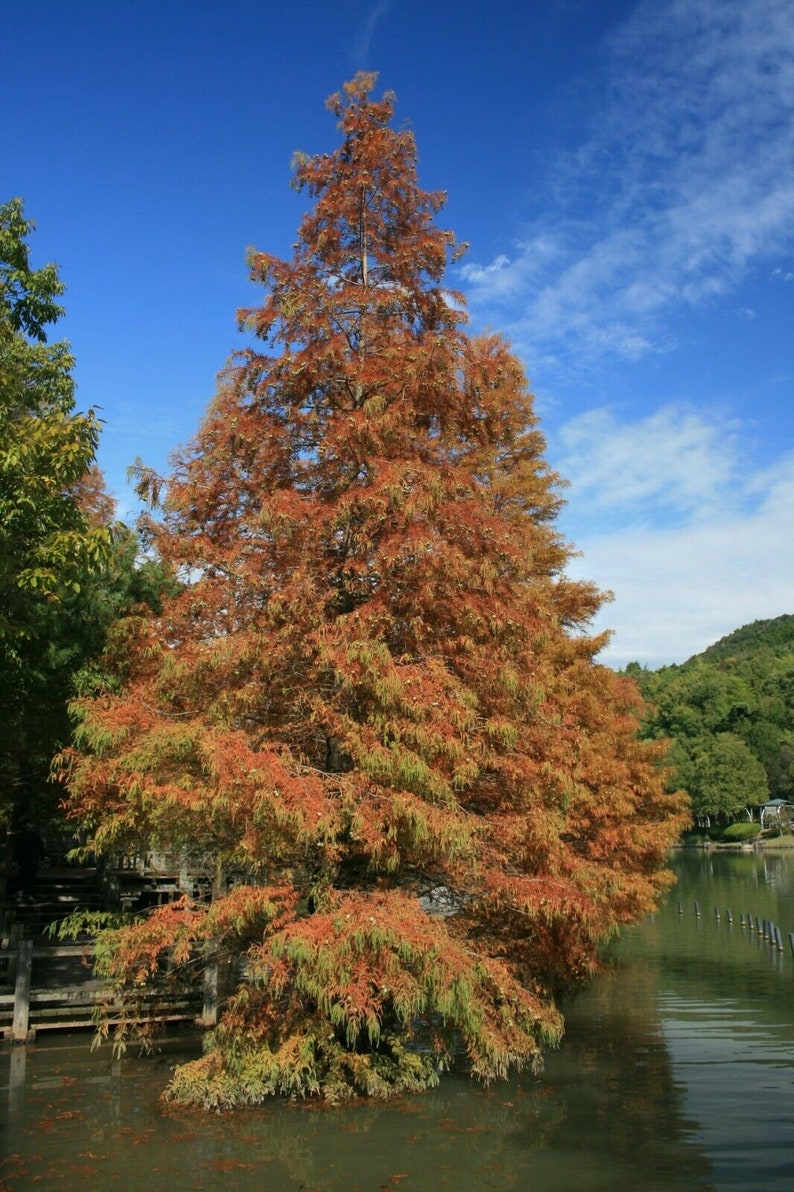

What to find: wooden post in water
left=775, top=926, right=783, bottom=951
left=714, top=906, right=720, bottom=920
left=727, top=910, right=733, bottom=924
left=8, top=1044, right=27, bottom=1115
left=694, top=900, right=701, bottom=917
left=9, top=1044, right=26, bottom=1088
left=11, top=938, right=33, bottom=1043
left=788, top=932, right=794, bottom=958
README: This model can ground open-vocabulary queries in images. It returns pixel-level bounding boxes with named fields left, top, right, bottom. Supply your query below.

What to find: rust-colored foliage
left=61, top=74, right=688, bottom=1105
left=70, top=463, right=117, bottom=528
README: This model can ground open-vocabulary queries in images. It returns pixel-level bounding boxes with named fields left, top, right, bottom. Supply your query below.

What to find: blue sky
left=3, top=0, right=793, bottom=669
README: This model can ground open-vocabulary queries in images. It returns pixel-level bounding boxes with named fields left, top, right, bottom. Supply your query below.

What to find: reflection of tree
left=759, top=849, right=794, bottom=891
left=525, top=958, right=716, bottom=1190
left=669, top=850, right=793, bottom=944
left=148, top=964, right=715, bottom=1192
left=2, top=984, right=717, bottom=1192
left=156, top=1076, right=571, bottom=1191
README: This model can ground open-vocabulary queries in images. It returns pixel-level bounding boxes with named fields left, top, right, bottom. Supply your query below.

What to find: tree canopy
left=61, top=75, right=688, bottom=1106
left=0, top=198, right=115, bottom=824
left=0, top=199, right=109, bottom=620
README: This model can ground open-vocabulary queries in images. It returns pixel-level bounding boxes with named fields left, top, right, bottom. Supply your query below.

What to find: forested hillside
left=627, top=615, right=794, bottom=823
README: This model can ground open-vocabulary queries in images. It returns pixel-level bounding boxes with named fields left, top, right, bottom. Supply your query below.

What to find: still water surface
left=2, top=849, right=794, bottom=1191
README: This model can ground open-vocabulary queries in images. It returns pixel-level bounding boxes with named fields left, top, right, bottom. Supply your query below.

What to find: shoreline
left=677, top=836, right=794, bottom=852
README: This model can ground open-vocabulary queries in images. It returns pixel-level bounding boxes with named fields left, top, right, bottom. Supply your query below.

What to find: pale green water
left=2, top=850, right=794, bottom=1191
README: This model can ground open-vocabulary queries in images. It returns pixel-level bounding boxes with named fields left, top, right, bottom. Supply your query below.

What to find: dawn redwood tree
left=61, top=75, right=688, bottom=1106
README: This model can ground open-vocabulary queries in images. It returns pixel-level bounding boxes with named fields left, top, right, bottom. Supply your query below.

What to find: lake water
left=2, top=849, right=794, bottom=1191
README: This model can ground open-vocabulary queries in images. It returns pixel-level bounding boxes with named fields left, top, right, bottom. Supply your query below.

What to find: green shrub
left=721, top=822, right=761, bottom=842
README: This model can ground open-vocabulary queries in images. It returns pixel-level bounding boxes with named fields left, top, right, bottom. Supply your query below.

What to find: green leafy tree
left=649, top=666, right=756, bottom=741
left=13, top=517, right=179, bottom=836
left=684, top=733, right=768, bottom=824
left=0, top=198, right=113, bottom=825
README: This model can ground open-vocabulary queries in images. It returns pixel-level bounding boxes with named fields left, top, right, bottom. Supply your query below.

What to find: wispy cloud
left=353, top=1, right=391, bottom=67
left=462, top=0, right=794, bottom=369
left=555, top=405, right=794, bottom=667
left=556, top=404, right=741, bottom=526
left=458, top=0, right=794, bottom=667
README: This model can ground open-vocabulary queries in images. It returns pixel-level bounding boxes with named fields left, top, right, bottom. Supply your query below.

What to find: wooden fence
left=1, top=928, right=219, bottom=1043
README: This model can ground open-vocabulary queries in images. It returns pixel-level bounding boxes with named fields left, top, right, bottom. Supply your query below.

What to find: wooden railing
left=1, top=930, right=219, bottom=1042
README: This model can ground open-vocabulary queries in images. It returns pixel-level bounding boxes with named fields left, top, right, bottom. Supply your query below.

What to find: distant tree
left=742, top=720, right=794, bottom=801
left=683, top=733, right=768, bottom=824
left=61, top=76, right=688, bottom=1106
left=649, top=666, right=756, bottom=740
left=770, top=744, right=794, bottom=801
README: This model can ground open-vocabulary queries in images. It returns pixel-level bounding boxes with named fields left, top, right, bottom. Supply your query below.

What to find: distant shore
left=679, top=835, right=794, bottom=852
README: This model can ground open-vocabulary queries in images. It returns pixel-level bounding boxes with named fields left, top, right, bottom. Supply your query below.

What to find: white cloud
left=556, top=404, right=741, bottom=523
left=556, top=407, right=794, bottom=668
left=462, top=0, right=794, bottom=369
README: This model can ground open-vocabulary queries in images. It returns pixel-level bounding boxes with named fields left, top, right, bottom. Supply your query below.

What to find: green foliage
left=0, top=196, right=65, bottom=338
left=698, top=614, right=794, bottom=665
left=47, top=907, right=131, bottom=940
left=684, top=733, right=767, bottom=822
left=0, top=199, right=110, bottom=628
left=165, top=1027, right=441, bottom=1108
left=629, top=615, right=794, bottom=820
left=0, top=199, right=177, bottom=829
left=720, top=821, right=761, bottom=842
left=648, top=666, right=756, bottom=739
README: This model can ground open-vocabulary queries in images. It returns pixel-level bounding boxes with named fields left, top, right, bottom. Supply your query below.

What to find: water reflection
left=645, top=850, right=794, bottom=1191
left=1, top=1034, right=712, bottom=1192
left=2, top=851, right=794, bottom=1191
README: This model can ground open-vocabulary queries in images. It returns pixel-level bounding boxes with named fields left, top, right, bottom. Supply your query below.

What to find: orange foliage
left=61, top=74, right=688, bottom=1104
left=70, top=463, right=117, bottom=526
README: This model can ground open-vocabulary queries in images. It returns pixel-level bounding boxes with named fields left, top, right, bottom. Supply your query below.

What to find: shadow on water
left=2, top=850, right=793, bottom=1191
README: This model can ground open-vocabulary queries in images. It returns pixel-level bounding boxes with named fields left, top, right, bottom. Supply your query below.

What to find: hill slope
left=629, top=614, right=794, bottom=822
